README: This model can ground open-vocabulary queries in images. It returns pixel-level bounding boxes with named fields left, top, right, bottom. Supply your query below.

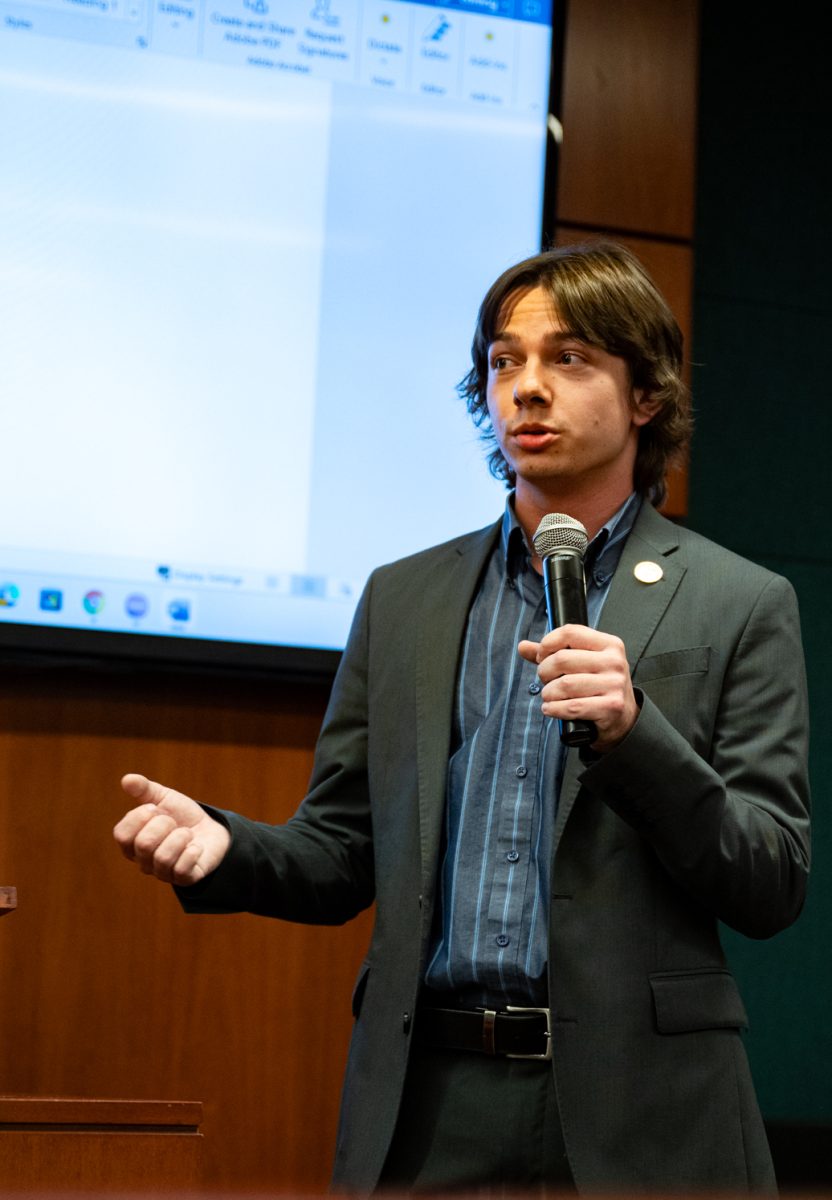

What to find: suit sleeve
left=578, top=572, right=810, bottom=938
left=177, top=576, right=376, bottom=925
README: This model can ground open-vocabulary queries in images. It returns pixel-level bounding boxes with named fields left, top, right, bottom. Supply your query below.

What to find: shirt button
left=515, top=765, right=527, bottom=778
left=496, top=934, right=510, bottom=947
left=528, top=681, right=541, bottom=695
left=506, top=850, right=520, bottom=863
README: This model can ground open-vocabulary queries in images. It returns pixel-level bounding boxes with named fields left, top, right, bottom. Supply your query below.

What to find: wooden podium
left=0, top=1097, right=203, bottom=1193
left=1, top=887, right=204, bottom=1193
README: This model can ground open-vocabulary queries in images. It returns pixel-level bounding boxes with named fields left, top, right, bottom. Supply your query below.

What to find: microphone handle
left=541, top=551, right=598, bottom=748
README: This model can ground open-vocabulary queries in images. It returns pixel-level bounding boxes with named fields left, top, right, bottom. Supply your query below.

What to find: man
left=114, top=243, right=810, bottom=1194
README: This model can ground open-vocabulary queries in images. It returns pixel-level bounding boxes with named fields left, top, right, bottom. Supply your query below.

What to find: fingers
left=114, top=775, right=231, bottom=886
left=517, top=627, right=638, bottom=747
left=115, top=777, right=167, bottom=858
left=519, top=628, right=628, bottom=682
left=114, top=804, right=157, bottom=858
left=115, top=775, right=195, bottom=878
left=138, top=823, right=205, bottom=886
left=540, top=673, right=631, bottom=727
left=524, top=624, right=611, bottom=659
left=113, top=805, right=207, bottom=885
left=537, top=645, right=627, bottom=687
left=519, top=625, right=612, bottom=668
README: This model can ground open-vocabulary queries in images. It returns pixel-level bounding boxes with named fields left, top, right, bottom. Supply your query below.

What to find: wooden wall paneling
left=556, top=0, right=699, bottom=240
left=553, top=0, right=700, bottom=520
left=0, top=668, right=373, bottom=1192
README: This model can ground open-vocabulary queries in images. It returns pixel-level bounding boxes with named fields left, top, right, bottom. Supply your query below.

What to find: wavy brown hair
left=458, top=241, right=692, bottom=505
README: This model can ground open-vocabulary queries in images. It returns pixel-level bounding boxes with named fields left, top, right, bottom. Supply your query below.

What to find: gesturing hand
left=518, top=623, right=640, bottom=751
left=113, top=773, right=231, bottom=887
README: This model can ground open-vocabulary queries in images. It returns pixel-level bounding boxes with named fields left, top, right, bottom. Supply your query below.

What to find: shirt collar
left=500, top=491, right=642, bottom=584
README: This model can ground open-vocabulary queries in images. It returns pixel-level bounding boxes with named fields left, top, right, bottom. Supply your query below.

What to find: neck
left=514, top=479, right=637, bottom=560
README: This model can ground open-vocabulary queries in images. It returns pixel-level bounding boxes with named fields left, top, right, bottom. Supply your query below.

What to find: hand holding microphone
left=517, top=513, right=640, bottom=751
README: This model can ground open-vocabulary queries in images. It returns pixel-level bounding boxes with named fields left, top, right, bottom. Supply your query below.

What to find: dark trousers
left=378, top=1044, right=576, bottom=1194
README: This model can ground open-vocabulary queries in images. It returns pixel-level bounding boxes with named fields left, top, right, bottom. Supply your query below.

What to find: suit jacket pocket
left=351, top=961, right=370, bottom=1019
left=634, top=645, right=710, bottom=683
left=650, top=968, right=749, bottom=1034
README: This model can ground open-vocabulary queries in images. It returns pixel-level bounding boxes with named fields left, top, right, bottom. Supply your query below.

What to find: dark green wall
left=690, top=4, right=830, bottom=1121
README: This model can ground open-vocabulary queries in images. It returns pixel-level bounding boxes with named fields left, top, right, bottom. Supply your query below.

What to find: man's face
left=485, top=284, right=654, bottom=505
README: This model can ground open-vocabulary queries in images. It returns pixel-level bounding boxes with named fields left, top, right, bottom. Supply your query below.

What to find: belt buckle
left=505, top=1005, right=552, bottom=1061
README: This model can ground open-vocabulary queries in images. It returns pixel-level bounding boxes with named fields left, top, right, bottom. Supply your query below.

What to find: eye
left=559, top=350, right=583, bottom=366
left=490, top=353, right=512, bottom=371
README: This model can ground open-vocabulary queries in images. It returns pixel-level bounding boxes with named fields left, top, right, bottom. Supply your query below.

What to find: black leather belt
left=416, top=1005, right=552, bottom=1061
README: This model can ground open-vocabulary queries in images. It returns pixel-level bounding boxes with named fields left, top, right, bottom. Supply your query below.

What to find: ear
left=630, top=389, right=662, bottom=428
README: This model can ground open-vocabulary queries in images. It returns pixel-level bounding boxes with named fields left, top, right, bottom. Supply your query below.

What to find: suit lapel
left=414, top=520, right=501, bottom=904
left=555, top=504, right=687, bottom=844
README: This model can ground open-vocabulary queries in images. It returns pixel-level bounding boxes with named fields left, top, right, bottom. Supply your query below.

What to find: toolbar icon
left=310, top=0, right=339, bottom=26
left=168, top=598, right=191, bottom=622
left=424, top=14, right=451, bottom=41
left=84, top=590, right=105, bottom=615
left=126, top=593, right=149, bottom=618
left=40, top=588, right=63, bottom=612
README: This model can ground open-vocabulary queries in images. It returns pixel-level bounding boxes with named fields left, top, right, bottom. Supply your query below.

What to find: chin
left=514, top=462, right=572, bottom=487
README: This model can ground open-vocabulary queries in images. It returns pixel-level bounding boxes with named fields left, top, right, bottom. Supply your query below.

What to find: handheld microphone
left=532, top=513, right=598, bottom=748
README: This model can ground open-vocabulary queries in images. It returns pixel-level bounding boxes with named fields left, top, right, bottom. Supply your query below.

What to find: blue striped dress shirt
left=423, top=492, right=642, bottom=1009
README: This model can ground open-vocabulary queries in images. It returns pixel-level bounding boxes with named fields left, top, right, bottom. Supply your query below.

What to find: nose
left=512, top=359, right=550, bottom=407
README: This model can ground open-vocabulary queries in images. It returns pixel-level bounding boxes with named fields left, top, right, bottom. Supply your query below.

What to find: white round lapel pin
left=633, top=560, right=664, bottom=584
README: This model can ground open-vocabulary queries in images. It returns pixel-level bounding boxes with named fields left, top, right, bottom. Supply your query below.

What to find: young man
left=115, top=243, right=810, bottom=1193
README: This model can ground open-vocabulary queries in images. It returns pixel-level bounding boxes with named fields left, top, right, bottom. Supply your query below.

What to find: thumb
left=517, top=639, right=542, bottom=664
left=121, top=773, right=166, bottom=804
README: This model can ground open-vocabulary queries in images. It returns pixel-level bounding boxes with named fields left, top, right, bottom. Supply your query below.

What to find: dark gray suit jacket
left=181, top=502, right=811, bottom=1193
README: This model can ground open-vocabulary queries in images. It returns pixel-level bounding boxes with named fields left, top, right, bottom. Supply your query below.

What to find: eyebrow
left=489, top=328, right=587, bottom=347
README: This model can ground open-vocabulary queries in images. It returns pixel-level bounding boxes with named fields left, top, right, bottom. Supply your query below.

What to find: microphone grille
left=532, top=512, right=589, bottom=558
